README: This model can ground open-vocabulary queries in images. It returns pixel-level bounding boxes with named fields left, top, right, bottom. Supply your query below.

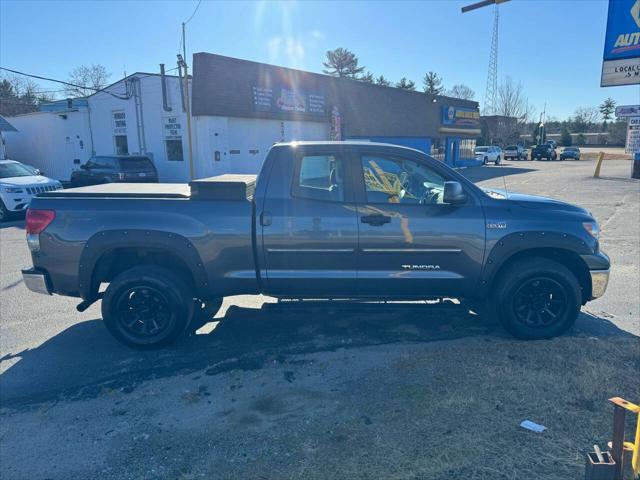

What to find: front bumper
left=21, top=268, right=51, bottom=295
left=590, top=269, right=610, bottom=299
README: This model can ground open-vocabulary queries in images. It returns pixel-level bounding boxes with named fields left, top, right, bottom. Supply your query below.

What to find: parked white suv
left=0, top=160, right=63, bottom=221
left=475, top=146, right=502, bottom=165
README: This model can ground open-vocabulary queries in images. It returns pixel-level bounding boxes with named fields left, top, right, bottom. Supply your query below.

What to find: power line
left=0, top=66, right=131, bottom=100
left=1, top=67, right=180, bottom=101
left=184, top=0, right=202, bottom=24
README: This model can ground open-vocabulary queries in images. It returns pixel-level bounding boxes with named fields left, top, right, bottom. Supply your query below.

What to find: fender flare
left=477, top=230, right=593, bottom=296
left=78, top=229, right=210, bottom=300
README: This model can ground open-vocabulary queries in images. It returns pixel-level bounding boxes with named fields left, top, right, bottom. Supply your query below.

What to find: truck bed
left=43, top=183, right=191, bottom=199
left=41, top=175, right=258, bottom=201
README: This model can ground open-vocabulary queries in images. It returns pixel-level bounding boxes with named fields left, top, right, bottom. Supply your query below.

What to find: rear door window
left=88, top=157, right=118, bottom=169
left=118, top=157, right=154, bottom=170
left=292, top=154, right=345, bottom=202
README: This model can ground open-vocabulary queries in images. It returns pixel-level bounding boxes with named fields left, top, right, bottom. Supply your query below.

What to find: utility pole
left=180, top=22, right=195, bottom=180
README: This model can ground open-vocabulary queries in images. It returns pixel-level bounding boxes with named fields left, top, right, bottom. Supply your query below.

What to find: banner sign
left=162, top=116, right=182, bottom=140
left=441, top=106, right=480, bottom=127
left=602, top=0, right=640, bottom=86
left=626, top=117, right=640, bottom=154
left=252, top=84, right=326, bottom=116
left=616, top=104, right=640, bottom=117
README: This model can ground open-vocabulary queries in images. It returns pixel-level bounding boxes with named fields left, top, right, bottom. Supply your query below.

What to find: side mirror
left=443, top=181, right=467, bottom=205
left=34, top=169, right=41, bottom=175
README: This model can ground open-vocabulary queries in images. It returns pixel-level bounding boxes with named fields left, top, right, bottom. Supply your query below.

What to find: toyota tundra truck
left=21, top=141, right=610, bottom=348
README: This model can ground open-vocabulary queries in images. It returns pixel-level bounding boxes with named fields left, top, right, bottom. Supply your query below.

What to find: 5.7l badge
left=487, top=222, right=507, bottom=229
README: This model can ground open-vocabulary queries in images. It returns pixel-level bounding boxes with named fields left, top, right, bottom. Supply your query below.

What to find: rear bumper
left=21, top=268, right=52, bottom=295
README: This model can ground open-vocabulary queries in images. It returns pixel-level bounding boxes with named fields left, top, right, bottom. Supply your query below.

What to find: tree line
left=323, top=47, right=475, bottom=99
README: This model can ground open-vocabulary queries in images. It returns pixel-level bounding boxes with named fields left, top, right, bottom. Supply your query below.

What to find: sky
left=1, top=0, right=638, bottom=120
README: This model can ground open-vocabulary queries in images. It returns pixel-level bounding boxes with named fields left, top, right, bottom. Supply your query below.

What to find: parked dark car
left=532, top=143, right=557, bottom=161
left=560, top=147, right=581, bottom=160
left=70, top=155, right=158, bottom=187
left=22, top=141, right=609, bottom=348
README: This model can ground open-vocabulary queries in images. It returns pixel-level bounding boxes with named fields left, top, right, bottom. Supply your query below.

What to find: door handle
left=361, top=214, right=391, bottom=226
left=260, top=211, right=272, bottom=227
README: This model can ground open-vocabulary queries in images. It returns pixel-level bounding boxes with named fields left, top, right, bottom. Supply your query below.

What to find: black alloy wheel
left=102, top=266, right=193, bottom=348
left=511, top=277, right=567, bottom=328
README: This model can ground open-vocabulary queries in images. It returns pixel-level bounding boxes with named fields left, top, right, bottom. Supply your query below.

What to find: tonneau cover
left=41, top=183, right=191, bottom=198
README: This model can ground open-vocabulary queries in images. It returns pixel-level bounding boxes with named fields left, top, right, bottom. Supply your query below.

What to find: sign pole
left=181, top=22, right=195, bottom=180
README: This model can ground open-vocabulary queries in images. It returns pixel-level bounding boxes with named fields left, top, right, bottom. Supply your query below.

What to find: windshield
left=0, top=162, right=35, bottom=179
left=118, top=157, right=154, bottom=170
left=475, top=147, right=488, bottom=152
left=506, top=146, right=517, bottom=150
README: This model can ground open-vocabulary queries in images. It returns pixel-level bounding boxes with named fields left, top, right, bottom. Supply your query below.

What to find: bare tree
left=65, top=64, right=111, bottom=98
left=495, top=76, right=529, bottom=118
left=446, top=84, right=475, bottom=100
left=572, top=106, right=600, bottom=133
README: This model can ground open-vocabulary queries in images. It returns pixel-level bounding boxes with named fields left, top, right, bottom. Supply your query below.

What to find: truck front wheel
left=102, top=266, right=194, bottom=349
left=493, top=257, right=581, bottom=339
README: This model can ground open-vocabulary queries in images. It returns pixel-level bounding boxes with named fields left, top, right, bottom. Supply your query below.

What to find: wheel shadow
left=0, top=300, right=635, bottom=409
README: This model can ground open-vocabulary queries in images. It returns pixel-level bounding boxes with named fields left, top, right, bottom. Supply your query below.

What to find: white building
left=6, top=70, right=192, bottom=182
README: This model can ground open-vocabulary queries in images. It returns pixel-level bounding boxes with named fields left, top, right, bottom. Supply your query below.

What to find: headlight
left=3, top=187, right=23, bottom=193
left=583, top=221, right=600, bottom=239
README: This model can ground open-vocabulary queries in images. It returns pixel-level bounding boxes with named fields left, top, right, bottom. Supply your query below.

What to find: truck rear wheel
left=102, top=266, right=194, bottom=349
left=493, top=257, right=581, bottom=339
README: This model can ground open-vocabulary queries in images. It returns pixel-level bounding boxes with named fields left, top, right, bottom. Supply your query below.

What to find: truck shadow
left=0, top=301, right=635, bottom=409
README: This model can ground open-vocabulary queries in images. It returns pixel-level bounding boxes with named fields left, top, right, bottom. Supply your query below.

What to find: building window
left=431, top=138, right=445, bottom=161
left=112, top=110, right=128, bottom=155
left=459, top=139, right=476, bottom=160
left=114, top=135, right=129, bottom=155
left=166, top=139, right=184, bottom=161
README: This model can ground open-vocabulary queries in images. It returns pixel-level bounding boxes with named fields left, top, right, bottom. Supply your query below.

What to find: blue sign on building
left=601, top=0, right=640, bottom=86
left=441, top=105, right=480, bottom=127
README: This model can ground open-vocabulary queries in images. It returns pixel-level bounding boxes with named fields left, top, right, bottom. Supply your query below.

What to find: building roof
left=0, top=115, right=18, bottom=132
left=88, top=71, right=189, bottom=98
left=192, top=53, right=479, bottom=137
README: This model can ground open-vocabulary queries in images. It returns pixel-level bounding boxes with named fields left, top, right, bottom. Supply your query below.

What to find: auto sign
left=601, top=0, right=640, bottom=87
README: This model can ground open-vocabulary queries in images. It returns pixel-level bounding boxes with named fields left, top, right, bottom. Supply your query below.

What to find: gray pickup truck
left=22, top=141, right=610, bottom=348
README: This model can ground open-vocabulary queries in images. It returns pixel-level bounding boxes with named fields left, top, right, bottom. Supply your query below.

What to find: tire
left=493, top=257, right=581, bottom=339
left=494, top=156, right=501, bottom=165
left=0, top=200, right=11, bottom=223
left=101, top=266, right=194, bottom=349
left=483, top=156, right=488, bottom=165
left=188, top=298, right=223, bottom=333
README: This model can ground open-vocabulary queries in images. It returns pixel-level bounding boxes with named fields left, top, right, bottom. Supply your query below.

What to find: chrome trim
left=22, top=271, right=51, bottom=295
left=590, top=269, right=610, bottom=300
left=266, top=248, right=356, bottom=253
left=361, top=248, right=462, bottom=253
